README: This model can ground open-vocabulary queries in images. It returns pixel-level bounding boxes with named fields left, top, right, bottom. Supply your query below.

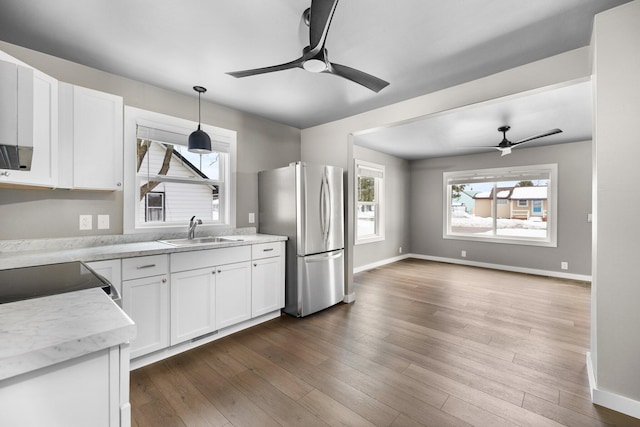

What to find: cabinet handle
left=0, top=171, right=10, bottom=177
left=212, top=271, right=216, bottom=275
left=263, top=248, right=274, bottom=252
left=116, top=182, right=122, bottom=187
left=136, top=264, right=156, bottom=269
left=162, top=278, right=167, bottom=283
left=253, top=263, right=257, bottom=267
left=217, top=269, right=222, bottom=274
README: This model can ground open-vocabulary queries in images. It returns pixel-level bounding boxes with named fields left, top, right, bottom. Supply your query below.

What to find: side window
left=355, top=159, right=385, bottom=244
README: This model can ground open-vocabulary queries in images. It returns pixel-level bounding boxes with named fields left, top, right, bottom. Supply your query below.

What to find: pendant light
left=188, top=86, right=212, bottom=153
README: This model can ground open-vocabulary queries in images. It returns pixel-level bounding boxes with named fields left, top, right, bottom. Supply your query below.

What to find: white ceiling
left=0, top=0, right=629, bottom=134
left=354, top=80, right=593, bottom=159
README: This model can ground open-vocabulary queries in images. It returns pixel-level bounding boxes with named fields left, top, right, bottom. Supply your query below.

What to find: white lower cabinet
left=116, top=242, right=284, bottom=364
left=170, top=267, right=216, bottom=345
left=251, top=241, right=285, bottom=317
left=170, top=246, right=252, bottom=346
left=252, top=256, right=284, bottom=317
left=121, top=255, right=169, bottom=359
left=0, top=345, right=130, bottom=427
left=216, top=261, right=252, bottom=329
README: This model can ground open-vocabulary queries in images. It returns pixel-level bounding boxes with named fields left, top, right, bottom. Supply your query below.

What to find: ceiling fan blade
left=309, top=0, right=339, bottom=52
left=327, top=62, right=389, bottom=92
left=514, top=128, right=562, bottom=145
left=226, top=57, right=304, bottom=78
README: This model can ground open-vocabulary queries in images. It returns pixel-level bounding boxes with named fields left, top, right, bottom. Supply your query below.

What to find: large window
left=124, top=107, right=236, bottom=233
left=355, top=159, right=385, bottom=244
left=443, top=164, right=557, bottom=246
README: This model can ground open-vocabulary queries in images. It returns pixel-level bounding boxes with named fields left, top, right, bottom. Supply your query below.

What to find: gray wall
left=352, top=145, right=410, bottom=269
left=592, top=0, right=640, bottom=405
left=410, top=140, right=592, bottom=276
left=0, top=41, right=300, bottom=240
left=302, top=47, right=591, bottom=297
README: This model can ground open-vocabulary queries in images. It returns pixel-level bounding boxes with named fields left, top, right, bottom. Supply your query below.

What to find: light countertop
left=0, top=288, right=135, bottom=381
left=0, top=233, right=287, bottom=270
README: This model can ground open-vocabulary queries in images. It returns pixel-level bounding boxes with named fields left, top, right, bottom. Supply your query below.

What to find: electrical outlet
left=248, top=212, right=255, bottom=224
left=79, top=215, right=92, bottom=230
left=561, top=261, right=569, bottom=270
left=97, top=214, right=110, bottom=230
left=461, top=250, right=467, bottom=258
left=399, top=247, right=402, bottom=254
left=587, top=213, right=593, bottom=223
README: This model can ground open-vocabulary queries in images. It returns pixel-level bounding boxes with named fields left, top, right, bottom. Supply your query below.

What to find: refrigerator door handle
left=304, top=250, right=343, bottom=263
left=320, top=168, right=331, bottom=248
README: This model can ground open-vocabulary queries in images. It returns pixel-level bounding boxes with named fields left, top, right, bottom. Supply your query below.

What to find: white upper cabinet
left=0, top=53, right=58, bottom=188
left=59, top=83, right=123, bottom=190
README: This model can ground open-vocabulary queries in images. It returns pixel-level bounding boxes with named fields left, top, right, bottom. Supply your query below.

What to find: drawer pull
left=254, top=263, right=257, bottom=267
left=263, top=248, right=274, bottom=252
left=162, top=278, right=167, bottom=283
left=212, top=271, right=216, bottom=275
left=217, top=269, right=222, bottom=274
left=136, top=264, right=157, bottom=269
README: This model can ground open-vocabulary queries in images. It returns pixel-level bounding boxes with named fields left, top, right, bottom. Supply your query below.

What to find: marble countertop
left=0, top=288, right=135, bottom=381
left=0, top=233, right=287, bottom=270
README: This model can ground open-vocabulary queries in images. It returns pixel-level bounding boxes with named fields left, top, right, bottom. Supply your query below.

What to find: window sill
left=355, top=235, right=385, bottom=245
left=443, top=233, right=556, bottom=248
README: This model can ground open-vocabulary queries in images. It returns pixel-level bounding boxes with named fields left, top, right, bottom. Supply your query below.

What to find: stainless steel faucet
left=188, top=216, right=202, bottom=239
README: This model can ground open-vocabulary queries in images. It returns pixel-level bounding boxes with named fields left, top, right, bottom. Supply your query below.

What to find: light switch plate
left=79, top=215, right=92, bottom=230
left=248, top=212, right=255, bottom=224
left=98, top=214, right=110, bottom=230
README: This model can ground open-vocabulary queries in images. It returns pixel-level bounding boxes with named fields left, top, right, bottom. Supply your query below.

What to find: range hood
left=0, top=60, right=34, bottom=171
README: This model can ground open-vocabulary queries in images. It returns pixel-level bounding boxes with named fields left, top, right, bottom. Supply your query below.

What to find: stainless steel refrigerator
left=258, top=162, right=344, bottom=317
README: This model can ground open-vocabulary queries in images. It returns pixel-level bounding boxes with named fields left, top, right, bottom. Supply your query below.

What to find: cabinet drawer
left=252, top=242, right=282, bottom=260
left=171, top=245, right=251, bottom=273
left=122, top=254, right=168, bottom=280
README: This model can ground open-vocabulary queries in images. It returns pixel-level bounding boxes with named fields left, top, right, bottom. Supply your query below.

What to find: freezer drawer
left=286, top=249, right=345, bottom=317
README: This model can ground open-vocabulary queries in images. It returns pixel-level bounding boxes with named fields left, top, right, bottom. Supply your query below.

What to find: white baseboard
left=408, top=254, right=592, bottom=282
left=353, top=254, right=411, bottom=274
left=587, top=352, right=640, bottom=419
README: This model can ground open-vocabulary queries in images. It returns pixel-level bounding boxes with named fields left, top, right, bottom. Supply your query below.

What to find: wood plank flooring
left=130, top=259, right=640, bottom=427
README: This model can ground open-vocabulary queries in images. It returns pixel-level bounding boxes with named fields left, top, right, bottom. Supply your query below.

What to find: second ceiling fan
left=478, top=126, right=563, bottom=156
left=226, top=0, right=390, bottom=93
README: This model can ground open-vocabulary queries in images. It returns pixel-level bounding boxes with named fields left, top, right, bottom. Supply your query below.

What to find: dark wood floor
left=130, top=259, right=640, bottom=427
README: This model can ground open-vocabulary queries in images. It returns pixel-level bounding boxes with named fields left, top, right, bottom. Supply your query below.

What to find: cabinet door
left=71, top=85, right=123, bottom=190
left=170, top=267, right=216, bottom=345
left=0, top=59, right=58, bottom=188
left=216, top=261, right=251, bottom=329
left=252, top=256, right=284, bottom=317
left=122, top=275, right=169, bottom=359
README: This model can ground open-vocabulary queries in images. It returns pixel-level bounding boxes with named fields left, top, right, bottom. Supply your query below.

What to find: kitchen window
left=443, top=164, right=557, bottom=247
left=355, top=159, right=385, bottom=244
left=123, top=107, right=237, bottom=233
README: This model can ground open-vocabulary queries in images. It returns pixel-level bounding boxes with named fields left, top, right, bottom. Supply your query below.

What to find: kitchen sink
left=158, top=236, right=245, bottom=247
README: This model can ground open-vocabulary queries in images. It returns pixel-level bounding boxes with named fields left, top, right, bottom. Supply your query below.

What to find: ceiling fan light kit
left=226, top=0, right=389, bottom=93
left=188, top=86, right=212, bottom=154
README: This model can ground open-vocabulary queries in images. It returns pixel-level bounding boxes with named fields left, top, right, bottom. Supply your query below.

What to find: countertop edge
left=0, top=289, right=136, bottom=381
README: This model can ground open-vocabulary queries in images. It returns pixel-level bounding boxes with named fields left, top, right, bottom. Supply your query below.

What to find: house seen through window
left=136, top=139, right=225, bottom=224
left=444, top=164, right=557, bottom=246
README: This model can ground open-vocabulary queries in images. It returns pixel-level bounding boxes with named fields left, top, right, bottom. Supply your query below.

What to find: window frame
left=354, top=159, right=385, bottom=245
left=123, top=106, right=237, bottom=234
left=443, top=164, right=557, bottom=247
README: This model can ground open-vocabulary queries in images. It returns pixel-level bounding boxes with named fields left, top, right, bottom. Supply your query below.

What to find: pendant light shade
left=188, top=86, right=212, bottom=153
